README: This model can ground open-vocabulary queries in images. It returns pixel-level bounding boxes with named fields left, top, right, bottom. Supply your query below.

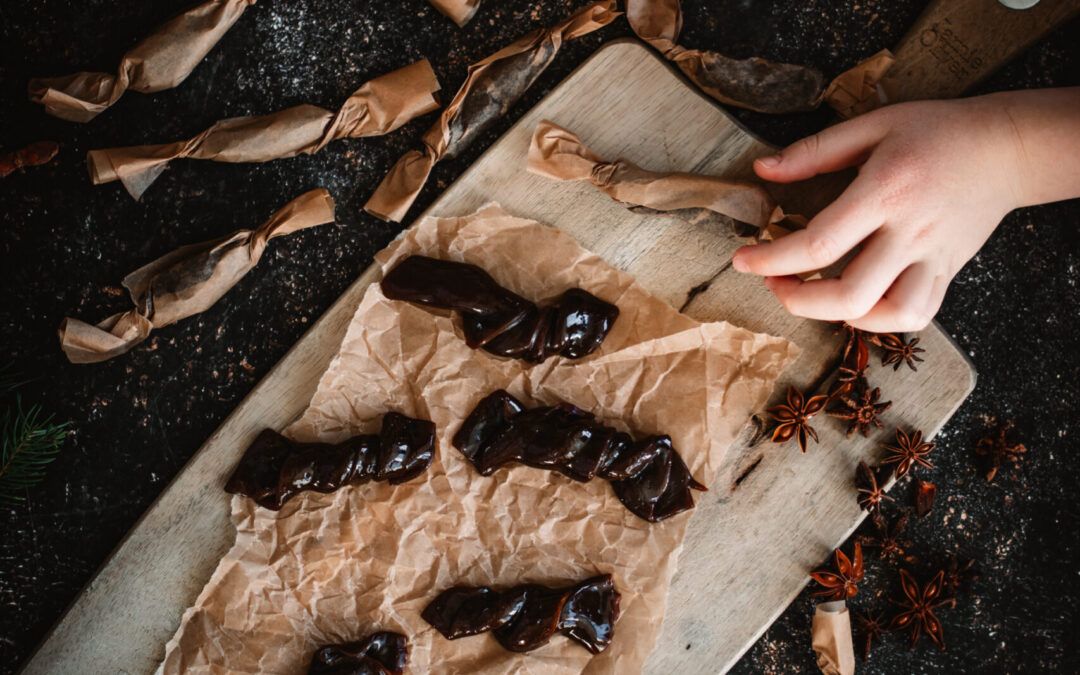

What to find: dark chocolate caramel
left=308, top=631, right=408, bottom=675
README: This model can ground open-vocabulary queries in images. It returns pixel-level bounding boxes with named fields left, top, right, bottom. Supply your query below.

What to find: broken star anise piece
left=882, top=427, right=936, bottom=479
left=829, top=377, right=892, bottom=437
left=858, top=510, right=910, bottom=561
left=855, top=460, right=893, bottom=514
left=940, top=554, right=978, bottom=607
left=879, top=334, right=926, bottom=371
left=767, top=386, right=828, bottom=453
left=973, top=422, right=1027, bottom=481
left=854, top=610, right=887, bottom=660
left=890, top=569, right=950, bottom=650
left=810, top=541, right=864, bottom=601
left=913, top=479, right=937, bottom=518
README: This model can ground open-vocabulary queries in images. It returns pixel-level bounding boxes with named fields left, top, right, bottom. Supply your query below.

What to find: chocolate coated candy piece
left=224, top=412, right=436, bottom=510
left=423, top=575, right=620, bottom=655
left=453, top=390, right=706, bottom=522
left=380, top=256, right=618, bottom=363
left=308, top=631, right=408, bottom=675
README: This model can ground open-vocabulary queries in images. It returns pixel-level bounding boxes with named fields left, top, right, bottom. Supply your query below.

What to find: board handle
left=887, top=0, right=1080, bottom=102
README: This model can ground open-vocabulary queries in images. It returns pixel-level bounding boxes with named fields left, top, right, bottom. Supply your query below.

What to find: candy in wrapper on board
left=88, top=60, right=441, bottom=199
left=58, top=189, right=336, bottom=363
left=29, top=0, right=259, bottom=123
left=364, top=0, right=620, bottom=222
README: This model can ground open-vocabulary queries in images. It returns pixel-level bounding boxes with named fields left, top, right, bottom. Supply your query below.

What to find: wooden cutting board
left=22, top=40, right=977, bottom=674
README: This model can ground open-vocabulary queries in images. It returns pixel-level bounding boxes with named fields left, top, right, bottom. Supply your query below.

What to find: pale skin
left=731, top=87, right=1080, bottom=333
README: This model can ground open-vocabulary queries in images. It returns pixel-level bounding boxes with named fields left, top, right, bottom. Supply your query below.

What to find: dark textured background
left=1, top=0, right=1077, bottom=672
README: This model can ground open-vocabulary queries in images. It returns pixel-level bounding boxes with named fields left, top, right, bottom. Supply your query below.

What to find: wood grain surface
left=23, top=41, right=975, bottom=674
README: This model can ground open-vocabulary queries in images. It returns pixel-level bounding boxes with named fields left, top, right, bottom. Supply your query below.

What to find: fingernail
left=755, top=154, right=781, bottom=168
left=732, top=249, right=749, bottom=272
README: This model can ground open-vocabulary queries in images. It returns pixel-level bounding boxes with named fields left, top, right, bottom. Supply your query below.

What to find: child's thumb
left=754, top=114, right=888, bottom=183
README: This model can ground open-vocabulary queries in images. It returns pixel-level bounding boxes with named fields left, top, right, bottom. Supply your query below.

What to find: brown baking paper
left=429, top=0, right=484, bottom=27
left=58, top=188, right=335, bottom=364
left=811, top=601, right=856, bottom=675
left=364, top=1, right=619, bottom=223
left=627, top=0, right=897, bottom=116
left=88, top=60, right=440, bottom=200
left=822, top=49, right=897, bottom=120
left=528, top=119, right=785, bottom=237
left=161, top=203, right=799, bottom=673
left=29, top=0, right=258, bottom=123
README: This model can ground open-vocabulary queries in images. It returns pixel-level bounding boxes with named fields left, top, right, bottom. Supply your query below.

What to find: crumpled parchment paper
left=59, top=188, right=335, bottom=364
left=88, top=60, right=441, bottom=199
left=363, top=1, right=620, bottom=223
left=29, top=0, right=258, bottom=123
left=161, top=203, right=799, bottom=674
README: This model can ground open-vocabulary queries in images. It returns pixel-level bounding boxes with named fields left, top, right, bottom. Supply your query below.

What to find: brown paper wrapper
left=627, top=1, right=897, bottom=117
left=429, top=0, right=484, bottom=27
left=823, top=49, right=897, bottom=120
left=626, top=0, right=825, bottom=114
left=29, top=0, right=258, bottom=123
left=527, top=119, right=781, bottom=235
left=88, top=60, right=441, bottom=200
left=59, top=188, right=335, bottom=364
left=811, top=601, right=856, bottom=675
left=161, top=203, right=799, bottom=673
left=364, top=1, right=620, bottom=222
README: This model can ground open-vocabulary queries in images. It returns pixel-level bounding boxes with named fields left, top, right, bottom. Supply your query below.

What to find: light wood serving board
left=25, top=41, right=975, bottom=674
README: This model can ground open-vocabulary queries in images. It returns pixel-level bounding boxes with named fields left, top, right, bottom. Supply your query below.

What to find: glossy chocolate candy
left=380, top=256, right=619, bottom=363
left=224, top=412, right=436, bottom=510
left=422, top=574, right=620, bottom=654
left=308, top=631, right=408, bottom=675
left=453, top=391, right=706, bottom=522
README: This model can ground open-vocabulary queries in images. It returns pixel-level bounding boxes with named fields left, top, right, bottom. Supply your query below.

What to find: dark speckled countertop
left=1, top=1, right=1077, bottom=673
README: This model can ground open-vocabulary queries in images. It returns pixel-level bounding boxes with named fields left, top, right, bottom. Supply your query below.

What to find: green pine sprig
left=0, top=364, right=69, bottom=505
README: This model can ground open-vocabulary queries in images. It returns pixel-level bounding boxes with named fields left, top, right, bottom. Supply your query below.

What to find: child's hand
left=731, top=88, right=1080, bottom=333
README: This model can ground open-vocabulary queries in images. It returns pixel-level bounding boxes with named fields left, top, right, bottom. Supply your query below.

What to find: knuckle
left=805, top=231, right=840, bottom=266
left=790, top=132, right=822, bottom=160
left=836, top=287, right=875, bottom=319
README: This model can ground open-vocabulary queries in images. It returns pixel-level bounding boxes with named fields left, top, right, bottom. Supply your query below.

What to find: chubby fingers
left=848, top=264, right=947, bottom=333
left=761, top=230, right=912, bottom=322
left=753, top=111, right=890, bottom=183
left=733, top=176, right=881, bottom=277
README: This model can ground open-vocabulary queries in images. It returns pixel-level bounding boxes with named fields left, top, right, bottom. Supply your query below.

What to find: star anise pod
left=913, top=479, right=937, bottom=518
left=879, top=333, right=926, bottom=371
left=767, top=386, right=828, bottom=453
left=940, top=554, right=978, bottom=607
left=973, top=422, right=1027, bottom=481
left=890, top=569, right=950, bottom=650
left=855, top=460, right=893, bottom=514
left=858, top=510, right=910, bottom=561
left=882, top=427, right=936, bottom=479
left=830, top=323, right=871, bottom=399
left=829, top=377, right=892, bottom=437
left=853, top=610, right=887, bottom=660
left=810, top=541, right=864, bottom=600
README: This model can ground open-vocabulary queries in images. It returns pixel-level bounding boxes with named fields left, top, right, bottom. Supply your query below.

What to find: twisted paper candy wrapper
left=428, top=0, right=484, bottom=27
left=527, top=119, right=807, bottom=241
left=308, top=631, right=408, bottom=674
left=812, top=601, right=856, bottom=675
left=59, top=188, right=335, bottom=364
left=29, top=0, right=258, bottom=123
left=225, top=413, right=437, bottom=511
left=88, top=60, right=441, bottom=199
left=364, top=0, right=620, bottom=222
left=422, top=575, right=620, bottom=655
left=626, top=0, right=895, bottom=115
